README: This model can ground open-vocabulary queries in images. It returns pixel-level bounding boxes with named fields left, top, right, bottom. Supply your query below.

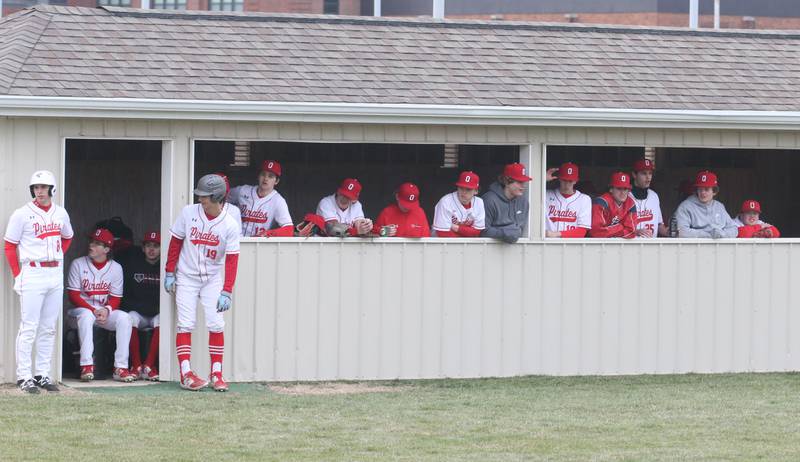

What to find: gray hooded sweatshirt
left=674, top=194, right=738, bottom=238
left=481, top=181, right=529, bottom=243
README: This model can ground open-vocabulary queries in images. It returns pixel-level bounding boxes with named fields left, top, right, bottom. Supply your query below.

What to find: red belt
left=30, top=261, right=59, bottom=268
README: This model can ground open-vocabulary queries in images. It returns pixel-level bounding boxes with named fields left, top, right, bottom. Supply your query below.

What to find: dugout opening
left=62, top=139, right=163, bottom=379
left=193, top=141, right=521, bottom=233
left=545, top=145, right=800, bottom=237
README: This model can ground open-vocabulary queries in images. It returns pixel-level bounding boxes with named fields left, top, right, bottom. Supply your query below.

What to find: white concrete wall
left=2, top=117, right=800, bottom=383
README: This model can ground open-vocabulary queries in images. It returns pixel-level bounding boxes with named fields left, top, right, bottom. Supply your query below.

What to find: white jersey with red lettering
left=227, top=185, right=292, bottom=237
left=170, top=203, right=241, bottom=283
left=67, top=256, right=123, bottom=310
left=222, top=202, right=242, bottom=235
left=4, top=201, right=74, bottom=263
left=432, top=192, right=486, bottom=232
left=316, top=193, right=364, bottom=225
left=630, top=189, right=663, bottom=238
left=545, top=189, right=592, bottom=232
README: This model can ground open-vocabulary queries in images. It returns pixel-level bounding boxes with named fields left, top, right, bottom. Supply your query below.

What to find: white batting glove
left=164, top=272, right=176, bottom=294
left=216, top=291, right=232, bottom=313
left=13, top=274, right=21, bottom=296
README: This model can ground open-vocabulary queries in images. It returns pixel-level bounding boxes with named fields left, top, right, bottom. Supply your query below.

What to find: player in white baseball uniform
left=4, top=170, right=74, bottom=393
left=316, top=178, right=372, bottom=236
left=165, top=174, right=240, bottom=391
left=629, top=159, right=668, bottom=238
left=66, top=228, right=135, bottom=382
left=227, top=161, right=292, bottom=237
left=216, top=172, right=242, bottom=235
left=433, top=171, right=485, bottom=238
left=545, top=162, right=592, bottom=238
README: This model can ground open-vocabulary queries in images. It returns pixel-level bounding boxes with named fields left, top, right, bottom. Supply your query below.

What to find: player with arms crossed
left=316, top=178, right=373, bottom=237
left=165, top=174, right=240, bottom=391
left=589, top=172, right=640, bottom=238
left=630, top=159, right=668, bottom=238
left=227, top=161, right=292, bottom=237
left=545, top=162, right=591, bottom=238
left=734, top=200, right=780, bottom=238
left=67, top=228, right=134, bottom=382
left=432, top=171, right=485, bottom=238
left=4, top=170, right=74, bottom=393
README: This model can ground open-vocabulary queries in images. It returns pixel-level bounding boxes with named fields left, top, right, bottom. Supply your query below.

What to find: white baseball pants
left=67, top=308, right=132, bottom=369
left=15, top=265, right=63, bottom=381
left=175, top=275, right=224, bottom=333
left=128, top=311, right=160, bottom=329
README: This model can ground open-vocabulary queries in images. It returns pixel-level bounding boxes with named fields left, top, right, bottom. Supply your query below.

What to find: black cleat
left=17, top=378, right=40, bottom=394
left=34, top=375, right=60, bottom=392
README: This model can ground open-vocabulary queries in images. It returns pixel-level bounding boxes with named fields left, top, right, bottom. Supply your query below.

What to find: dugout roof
left=1, top=5, right=800, bottom=111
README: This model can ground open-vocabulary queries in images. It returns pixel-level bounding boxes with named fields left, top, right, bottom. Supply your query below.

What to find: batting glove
left=164, top=272, right=176, bottom=294
left=13, top=274, right=21, bottom=296
left=217, top=291, right=232, bottom=313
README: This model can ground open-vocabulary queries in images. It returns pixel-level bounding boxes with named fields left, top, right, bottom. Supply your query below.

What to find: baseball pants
left=129, top=311, right=160, bottom=329
left=67, top=308, right=132, bottom=369
left=175, top=275, right=224, bottom=333
left=15, top=265, right=63, bottom=381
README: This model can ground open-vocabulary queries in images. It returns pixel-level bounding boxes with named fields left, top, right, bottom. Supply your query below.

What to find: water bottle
left=669, top=216, right=678, bottom=238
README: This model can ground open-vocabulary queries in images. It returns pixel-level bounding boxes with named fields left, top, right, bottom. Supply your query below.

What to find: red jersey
left=589, top=193, right=637, bottom=238
left=737, top=224, right=781, bottom=238
left=372, top=204, right=431, bottom=238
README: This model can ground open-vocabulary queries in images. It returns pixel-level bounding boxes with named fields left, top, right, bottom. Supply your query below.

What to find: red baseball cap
left=261, top=160, right=282, bottom=177
left=558, top=162, right=579, bottom=182
left=337, top=178, right=362, bottom=201
left=609, top=172, right=632, bottom=190
left=633, top=159, right=655, bottom=172
left=214, top=172, right=230, bottom=195
left=396, top=182, right=421, bottom=210
left=503, top=163, right=532, bottom=182
left=142, top=230, right=161, bottom=245
left=741, top=200, right=761, bottom=214
left=694, top=170, right=718, bottom=188
left=455, top=171, right=480, bottom=190
left=89, top=228, right=114, bottom=247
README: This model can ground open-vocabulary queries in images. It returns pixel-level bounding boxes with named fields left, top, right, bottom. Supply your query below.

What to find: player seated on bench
left=66, top=228, right=135, bottom=383
left=734, top=200, right=780, bottom=238
left=119, top=230, right=161, bottom=381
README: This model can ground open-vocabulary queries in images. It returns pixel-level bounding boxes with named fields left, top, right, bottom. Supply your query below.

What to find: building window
left=209, top=0, right=243, bottom=11
left=153, top=0, right=187, bottom=9
left=323, top=0, right=339, bottom=14
left=97, top=0, right=132, bottom=6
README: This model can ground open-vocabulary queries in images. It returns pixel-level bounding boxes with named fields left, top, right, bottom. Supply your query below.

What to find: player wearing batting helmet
left=4, top=170, right=74, bottom=393
left=164, top=174, right=241, bottom=391
left=544, top=162, right=591, bottom=238
left=673, top=170, right=738, bottom=239
left=589, top=172, right=639, bottom=238
left=373, top=182, right=431, bottom=238
left=629, top=159, right=668, bottom=238
left=432, top=171, right=485, bottom=238
left=734, top=200, right=781, bottom=238
left=226, top=161, right=293, bottom=237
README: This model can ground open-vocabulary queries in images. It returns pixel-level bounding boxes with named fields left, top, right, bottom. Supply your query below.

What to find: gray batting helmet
left=194, top=174, right=227, bottom=203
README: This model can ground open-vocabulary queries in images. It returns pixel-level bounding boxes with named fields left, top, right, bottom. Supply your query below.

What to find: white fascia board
left=2, top=95, right=800, bottom=130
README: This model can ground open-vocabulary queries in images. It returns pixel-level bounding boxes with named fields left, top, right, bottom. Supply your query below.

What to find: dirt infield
left=0, top=383, right=85, bottom=396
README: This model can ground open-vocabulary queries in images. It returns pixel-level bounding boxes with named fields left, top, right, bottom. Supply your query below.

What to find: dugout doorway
left=61, top=139, right=165, bottom=380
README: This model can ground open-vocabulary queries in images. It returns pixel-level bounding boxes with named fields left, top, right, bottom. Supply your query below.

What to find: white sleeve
left=577, top=195, right=592, bottom=229
left=60, top=210, right=74, bottom=239
left=170, top=207, right=187, bottom=239
left=4, top=209, right=23, bottom=244
left=654, top=193, right=664, bottom=225
left=316, top=197, right=337, bottom=222
left=225, top=219, right=241, bottom=254
left=227, top=186, right=243, bottom=206
left=432, top=196, right=452, bottom=232
left=472, top=198, right=486, bottom=230
left=351, top=202, right=365, bottom=220
left=67, top=259, right=81, bottom=291
left=274, top=196, right=293, bottom=227
left=110, top=263, right=124, bottom=298
left=231, top=205, right=242, bottom=232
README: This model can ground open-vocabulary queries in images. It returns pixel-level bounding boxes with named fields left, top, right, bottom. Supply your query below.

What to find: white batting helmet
left=29, top=170, right=57, bottom=197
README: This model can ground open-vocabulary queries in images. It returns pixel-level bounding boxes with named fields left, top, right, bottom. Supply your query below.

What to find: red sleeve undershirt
left=107, top=295, right=121, bottom=310
left=456, top=225, right=482, bottom=237
left=165, top=236, right=183, bottom=273
left=560, top=228, right=589, bottom=238
left=264, top=225, right=294, bottom=237
left=223, top=253, right=239, bottom=293
left=61, top=238, right=72, bottom=254
left=68, top=290, right=95, bottom=313
left=4, top=241, right=20, bottom=277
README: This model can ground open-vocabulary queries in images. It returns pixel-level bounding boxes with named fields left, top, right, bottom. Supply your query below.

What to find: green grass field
left=1, top=373, right=799, bottom=461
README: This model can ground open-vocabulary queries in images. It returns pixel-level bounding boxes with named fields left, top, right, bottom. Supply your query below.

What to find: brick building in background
left=3, top=0, right=800, bottom=30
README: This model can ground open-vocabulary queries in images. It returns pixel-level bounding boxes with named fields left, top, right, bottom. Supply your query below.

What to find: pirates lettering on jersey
left=32, top=222, right=62, bottom=239
left=548, top=206, right=578, bottom=223
left=240, top=208, right=268, bottom=224
left=189, top=228, right=220, bottom=247
left=636, top=209, right=655, bottom=223
left=81, top=279, right=111, bottom=296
